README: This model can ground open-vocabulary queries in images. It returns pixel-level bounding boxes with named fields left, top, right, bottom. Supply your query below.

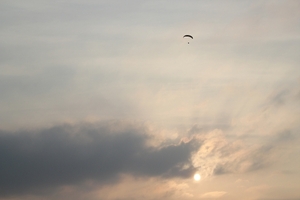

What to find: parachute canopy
left=183, top=35, right=193, bottom=39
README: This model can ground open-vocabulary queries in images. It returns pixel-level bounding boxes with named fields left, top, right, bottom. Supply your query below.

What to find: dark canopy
left=183, top=35, right=193, bottom=39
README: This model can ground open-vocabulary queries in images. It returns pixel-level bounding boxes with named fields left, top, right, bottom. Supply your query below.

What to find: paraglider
left=183, top=35, right=193, bottom=44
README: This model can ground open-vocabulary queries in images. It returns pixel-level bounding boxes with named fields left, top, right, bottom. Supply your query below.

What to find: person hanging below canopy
left=183, top=35, right=193, bottom=44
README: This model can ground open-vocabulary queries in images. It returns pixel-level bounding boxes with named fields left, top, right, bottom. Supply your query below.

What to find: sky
left=0, top=0, right=300, bottom=200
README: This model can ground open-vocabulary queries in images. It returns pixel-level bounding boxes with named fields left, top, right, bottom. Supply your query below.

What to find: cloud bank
left=0, top=121, right=199, bottom=197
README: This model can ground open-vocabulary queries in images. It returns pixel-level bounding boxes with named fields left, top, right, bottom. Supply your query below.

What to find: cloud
left=188, top=85, right=300, bottom=178
left=190, top=127, right=298, bottom=177
left=213, top=130, right=299, bottom=175
left=266, top=89, right=291, bottom=107
left=246, top=184, right=271, bottom=193
left=258, top=199, right=300, bottom=200
left=212, top=144, right=274, bottom=175
left=0, top=121, right=199, bottom=197
left=201, top=191, right=227, bottom=198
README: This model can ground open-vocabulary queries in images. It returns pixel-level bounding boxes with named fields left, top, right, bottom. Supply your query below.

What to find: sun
left=194, top=173, right=201, bottom=181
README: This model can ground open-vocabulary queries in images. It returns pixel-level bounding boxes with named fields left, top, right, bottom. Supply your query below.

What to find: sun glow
left=194, top=173, right=201, bottom=181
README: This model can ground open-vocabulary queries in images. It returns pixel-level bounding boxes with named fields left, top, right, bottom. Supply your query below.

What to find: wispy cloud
left=201, top=191, right=227, bottom=198
left=190, top=127, right=298, bottom=177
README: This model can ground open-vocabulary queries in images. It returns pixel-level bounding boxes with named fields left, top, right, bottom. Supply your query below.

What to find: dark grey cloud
left=0, top=121, right=199, bottom=197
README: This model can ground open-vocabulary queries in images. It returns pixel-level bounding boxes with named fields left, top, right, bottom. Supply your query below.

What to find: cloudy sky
left=1, top=0, right=300, bottom=200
